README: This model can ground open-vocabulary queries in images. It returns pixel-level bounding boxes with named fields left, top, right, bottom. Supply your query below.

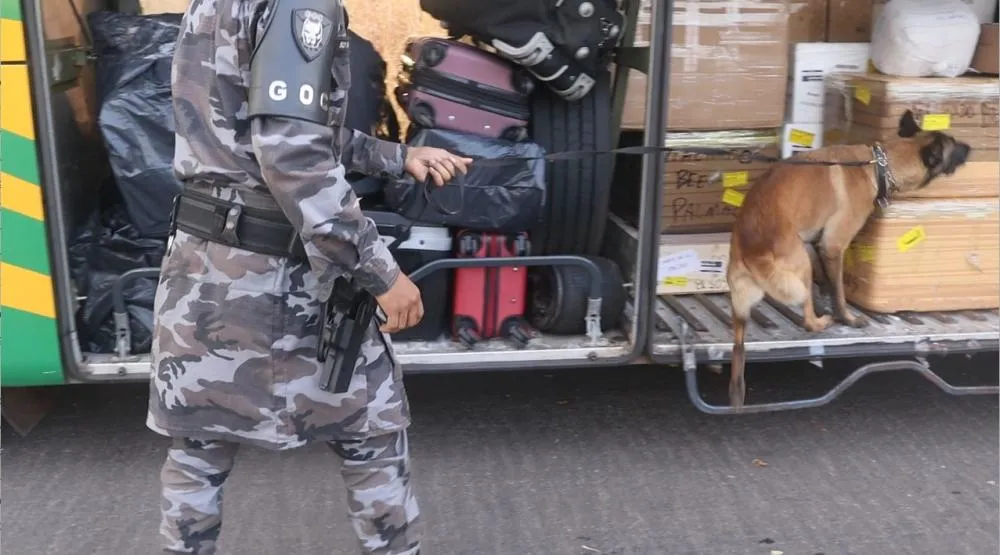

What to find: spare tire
left=528, top=256, right=627, bottom=336
left=530, top=70, right=613, bottom=256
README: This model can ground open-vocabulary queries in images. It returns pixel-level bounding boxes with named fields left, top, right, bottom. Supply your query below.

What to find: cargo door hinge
left=45, top=38, right=89, bottom=89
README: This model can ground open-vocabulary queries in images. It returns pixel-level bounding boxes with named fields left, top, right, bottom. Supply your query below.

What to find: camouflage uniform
left=148, top=0, right=421, bottom=552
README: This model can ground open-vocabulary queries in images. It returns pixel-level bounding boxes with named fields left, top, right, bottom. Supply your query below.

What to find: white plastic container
left=871, top=0, right=982, bottom=78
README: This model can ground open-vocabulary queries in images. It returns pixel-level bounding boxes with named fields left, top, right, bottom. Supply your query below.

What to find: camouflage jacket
left=147, top=0, right=411, bottom=449
left=171, top=0, right=406, bottom=297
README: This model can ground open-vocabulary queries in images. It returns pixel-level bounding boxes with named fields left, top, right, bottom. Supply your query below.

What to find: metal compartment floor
left=651, top=290, right=1000, bottom=364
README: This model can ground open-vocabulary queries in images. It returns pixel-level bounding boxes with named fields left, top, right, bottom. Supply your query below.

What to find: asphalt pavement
left=2, top=355, right=998, bottom=555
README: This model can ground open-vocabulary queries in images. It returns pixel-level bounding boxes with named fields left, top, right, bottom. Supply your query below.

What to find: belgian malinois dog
left=726, top=109, right=972, bottom=408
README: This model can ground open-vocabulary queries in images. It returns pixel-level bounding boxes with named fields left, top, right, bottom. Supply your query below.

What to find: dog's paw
left=805, top=315, right=833, bottom=333
left=840, top=314, right=869, bottom=328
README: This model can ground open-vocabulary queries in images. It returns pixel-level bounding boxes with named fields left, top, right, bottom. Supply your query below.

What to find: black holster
left=316, top=279, right=378, bottom=394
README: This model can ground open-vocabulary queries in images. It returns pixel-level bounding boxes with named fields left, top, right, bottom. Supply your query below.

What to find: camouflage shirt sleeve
left=251, top=117, right=400, bottom=297
left=338, top=127, right=409, bottom=179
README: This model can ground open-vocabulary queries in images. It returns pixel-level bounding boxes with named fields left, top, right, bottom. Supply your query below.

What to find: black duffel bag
left=384, top=128, right=546, bottom=233
left=344, top=27, right=401, bottom=198
left=419, top=0, right=625, bottom=101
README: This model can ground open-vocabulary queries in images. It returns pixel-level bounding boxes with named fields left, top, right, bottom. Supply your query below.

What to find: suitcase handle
left=408, top=255, right=606, bottom=343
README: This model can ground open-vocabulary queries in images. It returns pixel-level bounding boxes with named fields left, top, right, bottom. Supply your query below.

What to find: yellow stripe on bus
left=0, top=64, right=36, bottom=140
left=0, top=18, right=26, bottom=62
left=1, top=172, right=44, bottom=220
left=0, top=263, right=56, bottom=319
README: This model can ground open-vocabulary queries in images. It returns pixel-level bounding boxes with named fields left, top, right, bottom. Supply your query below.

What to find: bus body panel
left=0, top=0, right=65, bottom=387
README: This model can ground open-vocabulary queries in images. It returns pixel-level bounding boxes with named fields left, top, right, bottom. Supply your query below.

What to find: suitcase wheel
left=501, top=126, right=530, bottom=143
left=459, top=233, right=482, bottom=256
left=511, top=68, right=536, bottom=96
left=420, top=41, right=447, bottom=67
left=502, top=318, right=532, bottom=348
left=454, top=317, right=481, bottom=348
left=410, top=102, right=435, bottom=129
left=505, top=234, right=531, bottom=257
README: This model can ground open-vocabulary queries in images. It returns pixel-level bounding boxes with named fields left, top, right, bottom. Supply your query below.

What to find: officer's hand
left=375, top=273, right=424, bottom=333
left=404, top=146, right=473, bottom=187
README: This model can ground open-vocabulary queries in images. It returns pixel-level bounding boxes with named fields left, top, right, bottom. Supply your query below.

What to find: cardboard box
left=656, top=233, right=732, bottom=295
left=789, top=42, right=871, bottom=123
left=971, top=23, right=999, bottom=74
left=789, top=0, right=829, bottom=42
left=139, top=0, right=188, bottom=12
left=896, top=161, right=1000, bottom=199
left=602, top=215, right=730, bottom=296
left=827, top=0, right=873, bottom=42
left=824, top=73, right=1000, bottom=159
left=781, top=122, right=825, bottom=157
left=660, top=130, right=781, bottom=232
left=845, top=198, right=1000, bottom=312
left=621, top=0, right=791, bottom=131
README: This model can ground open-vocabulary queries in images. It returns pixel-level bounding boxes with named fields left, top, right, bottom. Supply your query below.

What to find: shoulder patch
left=292, top=8, right=333, bottom=62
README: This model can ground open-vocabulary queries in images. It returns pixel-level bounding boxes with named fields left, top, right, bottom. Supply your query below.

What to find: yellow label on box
left=788, top=129, right=815, bottom=148
left=722, top=171, right=749, bottom=188
left=921, top=114, right=951, bottom=131
left=662, top=276, right=689, bottom=287
left=854, top=85, right=871, bottom=105
left=722, top=189, right=745, bottom=207
left=897, top=226, right=926, bottom=253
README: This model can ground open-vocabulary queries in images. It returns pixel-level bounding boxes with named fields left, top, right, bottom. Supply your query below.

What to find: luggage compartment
left=604, top=215, right=1000, bottom=366
left=23, top=0, right=641, bottom=381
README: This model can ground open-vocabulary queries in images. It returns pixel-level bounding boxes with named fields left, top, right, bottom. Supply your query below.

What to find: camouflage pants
left=159, top=431, right=422, bottom=554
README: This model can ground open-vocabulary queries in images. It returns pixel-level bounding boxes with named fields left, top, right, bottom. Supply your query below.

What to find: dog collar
left=871, top=142, right=896, bottom=209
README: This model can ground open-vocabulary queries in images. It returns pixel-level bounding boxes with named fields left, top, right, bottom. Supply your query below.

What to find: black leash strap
left=467, top=144, right=878, bottom=168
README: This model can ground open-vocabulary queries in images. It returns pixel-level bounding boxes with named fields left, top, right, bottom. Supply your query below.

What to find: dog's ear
left=898, top=110, right=921, bottom=138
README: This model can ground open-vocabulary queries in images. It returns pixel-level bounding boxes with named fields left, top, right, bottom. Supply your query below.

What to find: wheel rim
left=529, top=268, right=563, bottom=330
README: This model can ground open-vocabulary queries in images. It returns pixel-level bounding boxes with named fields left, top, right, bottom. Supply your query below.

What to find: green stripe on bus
left=0, top=307, right=65, bottom=386
left=0, top=130, right=40, bottom=184
left=0, top=0, right=21, bottom=21
left=0, top=209, right=51, bottom=274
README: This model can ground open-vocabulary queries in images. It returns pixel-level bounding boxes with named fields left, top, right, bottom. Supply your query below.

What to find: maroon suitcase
left=397, top=37, right=534, bottom=141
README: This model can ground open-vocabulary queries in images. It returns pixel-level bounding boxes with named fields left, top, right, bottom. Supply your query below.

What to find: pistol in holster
left=316, top=279, right=378, bottom=394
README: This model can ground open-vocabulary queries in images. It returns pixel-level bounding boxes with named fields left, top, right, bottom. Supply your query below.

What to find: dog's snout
left=955, top=142, right=971, bottom=163
left=944, top=141, right=972, bottom=174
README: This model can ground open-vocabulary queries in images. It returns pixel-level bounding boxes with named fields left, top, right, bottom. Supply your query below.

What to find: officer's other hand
left=404, top=146, right=473, bottom=187
left=375, top=273, right=424, bottom=333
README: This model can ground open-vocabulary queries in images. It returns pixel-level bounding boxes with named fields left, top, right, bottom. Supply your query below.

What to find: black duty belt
left=171, top=189, right=308, bottom=261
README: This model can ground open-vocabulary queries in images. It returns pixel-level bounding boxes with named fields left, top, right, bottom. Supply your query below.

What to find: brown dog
left=725, top=110, right=972, bottom=408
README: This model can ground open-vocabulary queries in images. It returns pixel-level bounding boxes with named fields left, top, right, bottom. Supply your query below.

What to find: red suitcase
left=398, top=37, right=534, bottom=141
left=452, top=231, right=532, bottom=347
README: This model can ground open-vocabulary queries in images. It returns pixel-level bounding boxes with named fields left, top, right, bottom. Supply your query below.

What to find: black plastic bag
left=344, top=28, right=399, bottom=198
left=69, top=202, right=166, bottom=354
left=89, top=11, right=183, bottom=238
left=384, top=128, right=547, bottom=232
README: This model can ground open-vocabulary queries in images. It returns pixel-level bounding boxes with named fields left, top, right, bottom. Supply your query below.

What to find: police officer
left=147, top=0, right=472, bottom=552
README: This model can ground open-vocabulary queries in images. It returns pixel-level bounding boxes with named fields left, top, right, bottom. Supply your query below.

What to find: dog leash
left=468, top=144, right=878, bottom=167
left=407, top=144, right=883, bottom=230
